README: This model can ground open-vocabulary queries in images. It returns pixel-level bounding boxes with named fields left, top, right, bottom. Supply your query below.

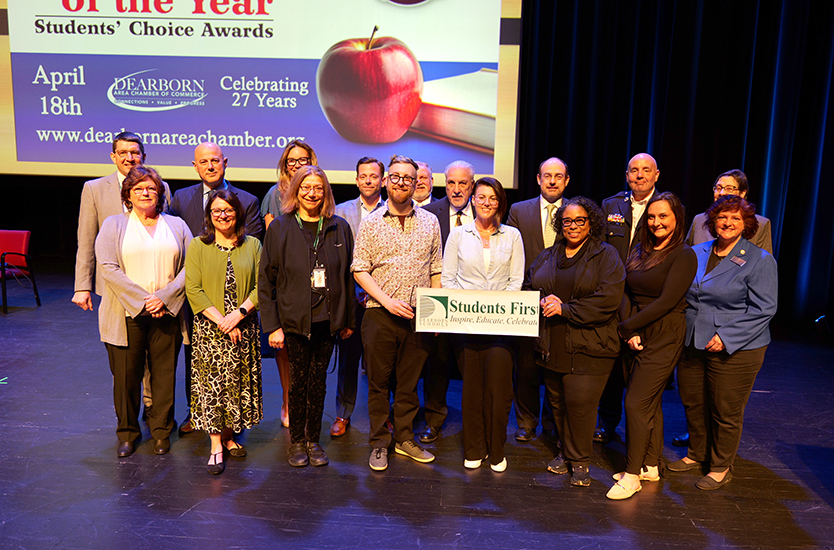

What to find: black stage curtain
left=516, top=0, right=834, bottom=324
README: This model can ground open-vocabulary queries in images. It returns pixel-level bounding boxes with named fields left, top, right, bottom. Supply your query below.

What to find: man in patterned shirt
left=352, top=155, right=443, bottom=472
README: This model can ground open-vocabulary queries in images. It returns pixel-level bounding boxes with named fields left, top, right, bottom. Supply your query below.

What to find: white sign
left=415, top=288, right=540, bottom=337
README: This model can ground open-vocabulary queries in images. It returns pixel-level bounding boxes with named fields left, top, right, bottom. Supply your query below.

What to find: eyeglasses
left=474, top=195, right=499, bottom=206
left=210, top=208, right=235, bottom=218
left=286, top=157, right=311, bottom=167
left=388, top=174, right=416, bottom=186
left=299, top=185, right=325, bottom=195
left=561, top=216, right=588, bottom=227
left=714, top=184, right=740, bottom=194
left=131, top=186, right=158, bottom=195
left=540, top=173, right=566, bottom=182
left=115, top=149, right=142, bottom=159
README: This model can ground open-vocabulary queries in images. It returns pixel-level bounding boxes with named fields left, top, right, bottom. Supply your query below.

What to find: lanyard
left=295, top=213, right=324, bottom=249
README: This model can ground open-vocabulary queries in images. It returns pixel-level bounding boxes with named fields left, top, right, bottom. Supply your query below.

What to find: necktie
left=544, top=203, right=557, bottom=248
left=455, top=210, right=463, bottom=227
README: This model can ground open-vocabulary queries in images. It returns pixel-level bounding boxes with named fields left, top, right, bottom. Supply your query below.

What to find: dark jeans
left=105, top=314, right=181, bottom=443
left=677, top=345, right=767, bottom=472
left=362, top=307, right=430, bottom=448
left=285, top=322, right=336, bottom=445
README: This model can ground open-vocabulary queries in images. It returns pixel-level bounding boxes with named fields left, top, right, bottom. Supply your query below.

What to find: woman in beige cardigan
left=95, top=166, right=192, bottom=459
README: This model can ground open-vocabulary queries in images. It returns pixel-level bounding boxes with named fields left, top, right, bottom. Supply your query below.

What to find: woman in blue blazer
left=668, top=195, right=777, bottom=490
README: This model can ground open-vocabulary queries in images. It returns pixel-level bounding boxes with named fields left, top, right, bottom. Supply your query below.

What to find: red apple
left=316, top=27, right=424, bottom=144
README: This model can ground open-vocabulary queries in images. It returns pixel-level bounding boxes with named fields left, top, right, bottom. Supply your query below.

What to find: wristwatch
left=239, top=306, right=248, bottom=316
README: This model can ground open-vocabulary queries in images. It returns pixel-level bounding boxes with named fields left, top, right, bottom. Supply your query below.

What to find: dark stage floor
left=2, top=272, right=834, bottom=549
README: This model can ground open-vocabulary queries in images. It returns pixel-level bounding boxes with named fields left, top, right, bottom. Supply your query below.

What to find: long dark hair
left=200, top=189, right=246, bottom=247
left=626, top=191, right=686, bottom=272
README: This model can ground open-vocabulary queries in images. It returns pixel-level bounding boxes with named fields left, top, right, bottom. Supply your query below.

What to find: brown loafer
left=330, top=417, right=349, bottom=437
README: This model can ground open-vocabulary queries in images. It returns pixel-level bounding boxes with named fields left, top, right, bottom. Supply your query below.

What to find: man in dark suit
left=73, top=131, right=172, bottom=417
left=168, top=142, right=264, bottom=434
left=419, top=160, right=476, bottom=443
left=414, top=161, right=436, bottom=207
left=505, top=156, right=569, bottom=441
left=595, top=152, right=660, bottom=442
left=330, top=157, right=386, bottom=437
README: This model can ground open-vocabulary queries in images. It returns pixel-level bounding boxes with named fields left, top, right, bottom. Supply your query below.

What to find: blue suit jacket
left=684, top=237, right=777, bottom=355
left=169, top=181, right=264, bottom=241
left=423, top=196, right=475, bottom=246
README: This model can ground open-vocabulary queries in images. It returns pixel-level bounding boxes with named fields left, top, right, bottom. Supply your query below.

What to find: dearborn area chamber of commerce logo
left=108, top=69, right=208, bottom=112
left=419, top=295, right=449, bottom=321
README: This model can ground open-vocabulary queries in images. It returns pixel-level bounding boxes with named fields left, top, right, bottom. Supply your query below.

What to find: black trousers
left=362, top=307, right=430, bottom=448
left=622, top=315, right=686, bottom=474
left=285, top=322, right=336, bottom=445
left=544, top=368, right=610, bottom=467
left=513, top=336, right=556, bottom=433
left=677, top=345, right=767, bottom=472
left=459, top=335, right=514, bottom=465
left=105, top=314, right=181, bottom=443
left=335, top=302, right=365, bottom=420
left=597, top=355, right=626, bottom=434
left=422, top=332, right=457, bottom=431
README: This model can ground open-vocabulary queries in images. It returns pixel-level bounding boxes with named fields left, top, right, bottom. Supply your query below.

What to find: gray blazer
left=686, top=212, right=773, bottom=254
left=335, top=197, right=385, bottom=241
left=94, top=212, right=192, bottom=346
left=75, top=172, right=172, bottom=295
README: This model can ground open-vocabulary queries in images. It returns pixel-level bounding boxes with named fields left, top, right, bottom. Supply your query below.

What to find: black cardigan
left=259, top=212, right=355, bottom=338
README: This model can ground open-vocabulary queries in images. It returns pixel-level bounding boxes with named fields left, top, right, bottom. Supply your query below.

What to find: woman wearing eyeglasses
left=259, top=165, right=355, bottom=467
left=523, top=196, right=625, bottom=487
left=261, top=140, right=318, bottom=429
left=185, top=189, right=263, bottom=474
left=95, top=166, right=192, bottom=459
left=441, top=177, right=524, bottom=472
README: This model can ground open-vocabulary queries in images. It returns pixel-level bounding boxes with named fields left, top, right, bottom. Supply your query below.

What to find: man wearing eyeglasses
left=329, top=157, right=387, bottom=438
left=594, top=152, right=660, bottom=444
left=73, top=132, right=173, bottom=426
left=352, top=155, right=442, bottom=471
left=419, top=160, right=476, bottom=444
left=414, top=161, right=436, bottom=207
left=167, top=142, right=264, bottom=435
left=685, top=169, right=772, bottom=253
left=505, top=157, right=570, bottom=443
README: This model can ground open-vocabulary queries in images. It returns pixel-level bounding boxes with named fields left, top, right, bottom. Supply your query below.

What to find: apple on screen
left=316, top=26, right=424, bottom=144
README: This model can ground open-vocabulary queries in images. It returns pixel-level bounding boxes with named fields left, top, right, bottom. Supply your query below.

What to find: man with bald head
left=168, top=142, right=264, bottom=433
left=505, top=156, right=570, bottom=442
left=594, top=152, right=660, bottom=443
left=414, top=161, right=436, bottom=207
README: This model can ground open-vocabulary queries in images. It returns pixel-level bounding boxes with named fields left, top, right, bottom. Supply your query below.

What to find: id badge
left=312, top=266, right=327, bottom=289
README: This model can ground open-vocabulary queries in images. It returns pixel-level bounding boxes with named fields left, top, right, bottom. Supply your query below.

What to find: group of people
left=74, top=133, right=777, bottom=496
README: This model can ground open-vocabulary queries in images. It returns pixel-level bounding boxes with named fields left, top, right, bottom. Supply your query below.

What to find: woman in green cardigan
left=185, top=189, right=263, bottom=475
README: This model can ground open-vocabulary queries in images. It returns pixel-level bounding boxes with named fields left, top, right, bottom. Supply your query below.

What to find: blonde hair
left=281, top=165, right=336, bottom=218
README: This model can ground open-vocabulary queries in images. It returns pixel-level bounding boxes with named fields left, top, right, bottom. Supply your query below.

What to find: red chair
left=1, top=230, right=41, bottom=314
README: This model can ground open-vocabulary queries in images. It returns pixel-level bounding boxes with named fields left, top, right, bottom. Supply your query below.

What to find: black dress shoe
left=696, top=470, right=732, bottom=490
left=667, top=457, right=702, bottom=472
left=288, top=443, right=309, bottom=467
left=672, top=433, right=690, bottom=447
left=153, top=438, right=170, bottom=455
left=207, top=450, right=225, bottom=475
left=515, top=427, right=534, bottom=442
left=593, top=427, right=610, bottom=443
left=117, top=440, right=135, bottom=458
left=178, top=414, right=195, bottom=436
left=307, top=442, right=329, bottom=467
left=419, top=426, right=439, bottom=444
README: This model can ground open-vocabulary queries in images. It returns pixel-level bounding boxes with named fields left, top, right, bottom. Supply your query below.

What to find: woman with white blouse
left=441, top=177, right=524, bottom=472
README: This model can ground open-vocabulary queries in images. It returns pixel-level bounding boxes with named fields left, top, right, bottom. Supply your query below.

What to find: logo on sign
left=419, top=295, right=448, bottom=321
left=107, top=69, right=207, bottom=112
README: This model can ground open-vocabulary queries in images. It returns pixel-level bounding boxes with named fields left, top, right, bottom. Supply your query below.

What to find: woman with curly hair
left=523, top=196, right=625, bottom=487
left=668, top=195, right=777, bottom=491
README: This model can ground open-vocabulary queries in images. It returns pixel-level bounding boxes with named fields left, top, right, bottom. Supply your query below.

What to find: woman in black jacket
left=524, top=196, right=625, bottom=487
left=259, top=165, right=355, bottom=468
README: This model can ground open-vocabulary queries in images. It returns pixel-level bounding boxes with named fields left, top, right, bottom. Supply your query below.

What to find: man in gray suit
left=168, top=142, right=264, bottom=434
left=72, top=131, right=172, bottom=412
left=505, top=157, right=569, bottom=441
left=330, top=157, right=386, bottom=437
left=419, top=160, right=476, bottom=443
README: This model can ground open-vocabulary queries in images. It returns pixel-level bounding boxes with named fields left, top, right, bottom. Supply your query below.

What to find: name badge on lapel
left=730, top=256, right=746, bottom=267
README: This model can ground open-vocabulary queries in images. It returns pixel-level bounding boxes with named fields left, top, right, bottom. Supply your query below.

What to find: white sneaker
left=464, top=458, right=483, bottom=469
left=490, top=458, right=508, bottom=472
